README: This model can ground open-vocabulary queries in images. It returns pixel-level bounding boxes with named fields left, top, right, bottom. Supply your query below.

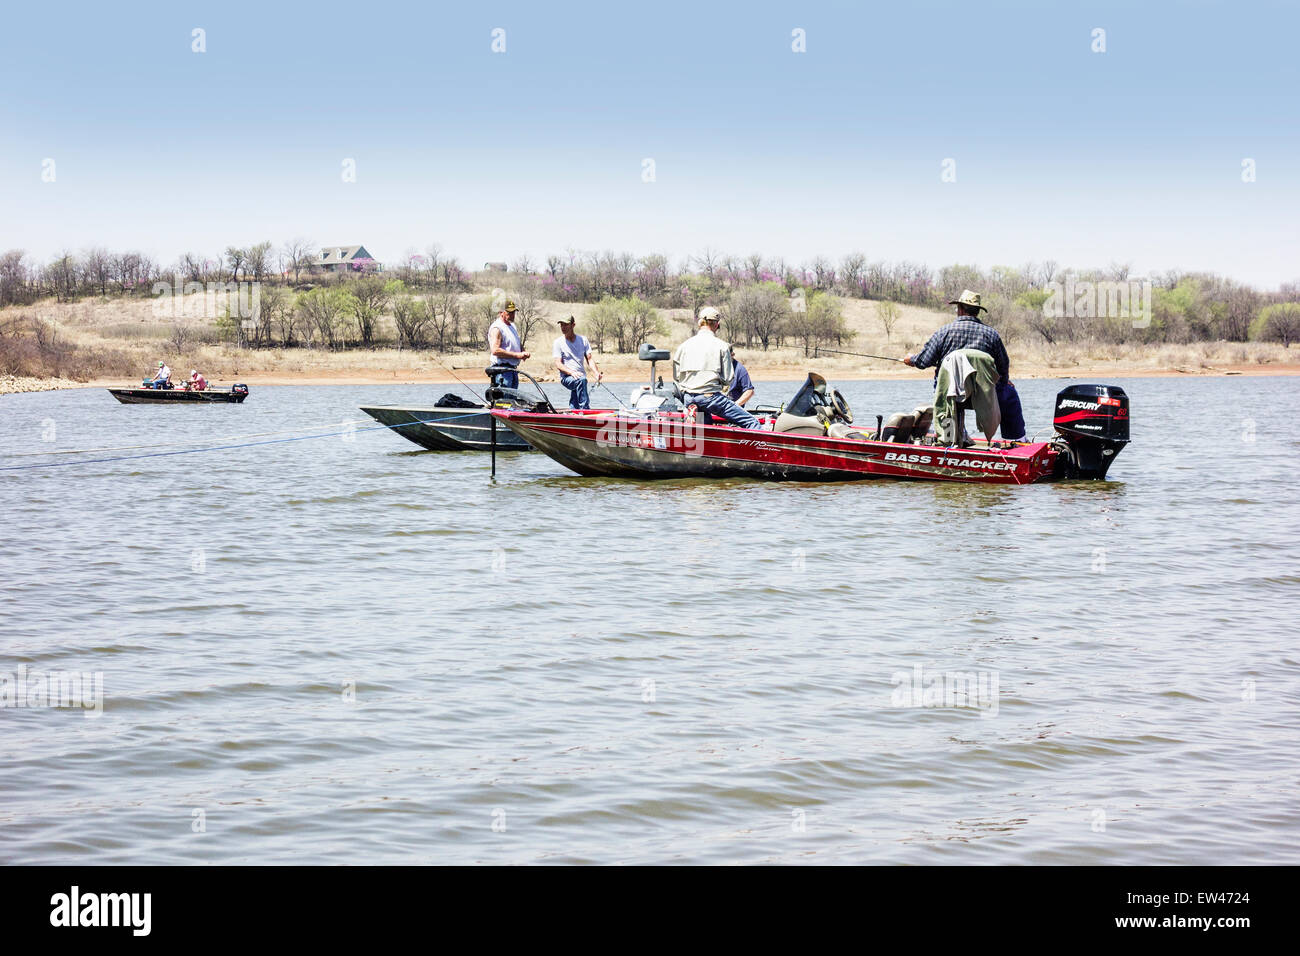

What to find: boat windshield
left=784, top=373, right=834, bottom=417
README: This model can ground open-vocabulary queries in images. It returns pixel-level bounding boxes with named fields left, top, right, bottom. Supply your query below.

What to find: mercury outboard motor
left=1053, top=384, right=1129, bottom=479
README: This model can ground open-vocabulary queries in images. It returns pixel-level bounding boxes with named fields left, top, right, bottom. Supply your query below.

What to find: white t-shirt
left=552, top=334, right=591, bottom=377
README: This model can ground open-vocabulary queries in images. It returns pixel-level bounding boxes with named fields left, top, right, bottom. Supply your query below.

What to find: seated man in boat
left=672, top=308, right=762, bottom=429
left=487, top=300, right=530, bottom=390
left=150, top=361, right=172, bottom=387
left=728, top=346, right=754, bottom=407
left=188, top=369, right=208, bottom=392
left=552, top=316, right=602, bottom=410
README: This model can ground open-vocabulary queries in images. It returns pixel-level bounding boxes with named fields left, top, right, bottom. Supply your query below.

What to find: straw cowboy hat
left=948, top=289, right=987, bottom=313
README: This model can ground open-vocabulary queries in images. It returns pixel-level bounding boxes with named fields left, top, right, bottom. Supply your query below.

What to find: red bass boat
left=491, top=373, right=1129, bottom=484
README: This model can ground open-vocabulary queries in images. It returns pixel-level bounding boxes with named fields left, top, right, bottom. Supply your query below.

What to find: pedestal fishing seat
left=880, top=405, right=934, bottom=442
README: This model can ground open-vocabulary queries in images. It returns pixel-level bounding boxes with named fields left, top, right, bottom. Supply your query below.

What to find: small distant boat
left=108, top=381, right=249, bottom=404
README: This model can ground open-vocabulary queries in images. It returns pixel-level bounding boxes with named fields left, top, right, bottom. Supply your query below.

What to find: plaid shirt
left=913, top=316, right=1009, bottom=382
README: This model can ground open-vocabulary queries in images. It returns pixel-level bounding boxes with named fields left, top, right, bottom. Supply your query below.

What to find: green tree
left=344, top=276, right=399, bottom=346
left=1250, top=303, right=1300, bottom=348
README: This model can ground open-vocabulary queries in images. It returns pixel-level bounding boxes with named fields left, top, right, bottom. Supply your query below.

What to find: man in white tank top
left=487, top=300, right=529, bottom=390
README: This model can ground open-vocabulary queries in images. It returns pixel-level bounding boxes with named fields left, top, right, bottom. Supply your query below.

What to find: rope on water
left=0, top=412, right=490, bottom=473
left=6, top=417, right=381, bottom=458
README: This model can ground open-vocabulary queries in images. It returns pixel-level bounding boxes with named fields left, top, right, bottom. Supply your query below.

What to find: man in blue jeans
left=672, top=308, right=762, bottom=428
left=551, top=316, right=602, bottom=409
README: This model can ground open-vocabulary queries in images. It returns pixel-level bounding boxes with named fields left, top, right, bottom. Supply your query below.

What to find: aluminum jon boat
left=361, top=365, right=570, bottom=452
left=360, top=402, right=532, bottom=451
left=491, top=373, right=1130, bottom=484
left=109, top=382, right=249, bottom=404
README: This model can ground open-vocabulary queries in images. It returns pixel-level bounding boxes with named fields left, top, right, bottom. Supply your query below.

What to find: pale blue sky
left=1, top=0, right=1297, bottom=286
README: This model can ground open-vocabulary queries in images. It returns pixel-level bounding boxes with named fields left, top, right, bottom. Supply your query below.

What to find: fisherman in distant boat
left=552, top=315, right=601, bottom=410
left=728, top=346, right=754, bottom=407
left=673, top=308, right=762, bottom=428
left=189, top=369, right=207, bottom=392
left=487, top=299, right=529, bottom=390
left=151, top=361, right=172, bottom=387
left=903, top=289, right=1025, bottom=442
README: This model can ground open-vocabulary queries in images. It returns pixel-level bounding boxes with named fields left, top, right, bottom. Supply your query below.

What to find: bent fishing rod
left=813, top=346, right=906, bottom=364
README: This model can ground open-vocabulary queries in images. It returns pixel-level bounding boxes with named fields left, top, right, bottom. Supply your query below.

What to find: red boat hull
left=493, top=410, right=1062, bottom=484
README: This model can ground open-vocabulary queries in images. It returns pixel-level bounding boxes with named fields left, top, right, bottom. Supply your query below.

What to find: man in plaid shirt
left=903, top=289, right=1009, bottom=384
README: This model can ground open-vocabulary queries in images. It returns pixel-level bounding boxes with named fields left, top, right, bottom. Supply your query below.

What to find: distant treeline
left=2, top=244, right=1298, bottom=356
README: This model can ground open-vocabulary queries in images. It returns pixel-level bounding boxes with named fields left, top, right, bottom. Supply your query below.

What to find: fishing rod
left=813, top=346, right=906, bottom=364
left=596, top=378, right=631, bottom=410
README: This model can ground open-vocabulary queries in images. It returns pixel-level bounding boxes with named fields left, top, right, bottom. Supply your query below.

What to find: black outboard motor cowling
left=1053, top=384, right=1129, bottom=479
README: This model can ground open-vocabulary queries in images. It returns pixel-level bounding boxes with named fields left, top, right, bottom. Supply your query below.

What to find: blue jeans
left=684, top=391, right=762, bottom=429
left=559, top=373, right=590, bottom=410
left=490, top=369, right=519, bottom=390
left=996, top=381, right=1026, bottom=440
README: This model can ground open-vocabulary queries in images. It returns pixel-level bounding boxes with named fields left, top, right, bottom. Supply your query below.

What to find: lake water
left=1, top=376, right=1297, bottom=864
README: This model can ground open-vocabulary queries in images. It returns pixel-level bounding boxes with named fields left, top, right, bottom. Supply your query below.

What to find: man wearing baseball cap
left=150, top=360, right=172, bottom=387
left=487, top=299, right=529, bottom=390
left=552, top=315, right=601, bottom=410
left=671, top=307, right=762, bottom=428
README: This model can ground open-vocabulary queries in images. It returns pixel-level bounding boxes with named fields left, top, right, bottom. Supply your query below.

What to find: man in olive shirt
left=672, top=308, right=761, bottom=428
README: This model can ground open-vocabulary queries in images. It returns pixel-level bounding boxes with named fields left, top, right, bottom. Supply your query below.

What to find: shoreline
left=5, top=361, right=1297, bottom=394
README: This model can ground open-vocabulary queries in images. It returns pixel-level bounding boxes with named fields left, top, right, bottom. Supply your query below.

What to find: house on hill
left=483, top=261, right=508, bottom=272
left=316, top=245, right=381, bottom=273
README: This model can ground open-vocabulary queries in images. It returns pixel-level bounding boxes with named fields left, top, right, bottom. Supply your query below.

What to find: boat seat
left=880, top=405, right=935, bottom=443
left=774, top=409, right=826, bottom=436
left=827, top=421, right=873, bottom=441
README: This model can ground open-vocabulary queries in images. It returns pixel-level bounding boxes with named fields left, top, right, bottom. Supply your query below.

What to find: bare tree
left=730, top=282, right=787, bottom=350
left=876, top=299, right=901, bottom=341
left=427, top=289, right=462, bottom=351
left=224, top=246, right=247, bottom=283
left=297, top=287, right=349, bottom=349
left=281, top=237, right=316, bottom=284
left=246, top=240, right=273, bottom=282
left=840, top=253, right=866, bottom=297
left=392, top=291, right=429, bottom=349
left=507, top=277, right=547, bottom=348
left=83, top=247, right=112, bottom=295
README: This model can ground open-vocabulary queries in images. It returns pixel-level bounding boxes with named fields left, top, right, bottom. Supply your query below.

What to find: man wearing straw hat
left=903, top=289, right=1025, bottom=442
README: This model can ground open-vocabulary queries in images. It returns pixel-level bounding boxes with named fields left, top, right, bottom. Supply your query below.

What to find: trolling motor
left=1053, top=384, right=1130, bottom=479
left=484, top=365, right=554, bottom=413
